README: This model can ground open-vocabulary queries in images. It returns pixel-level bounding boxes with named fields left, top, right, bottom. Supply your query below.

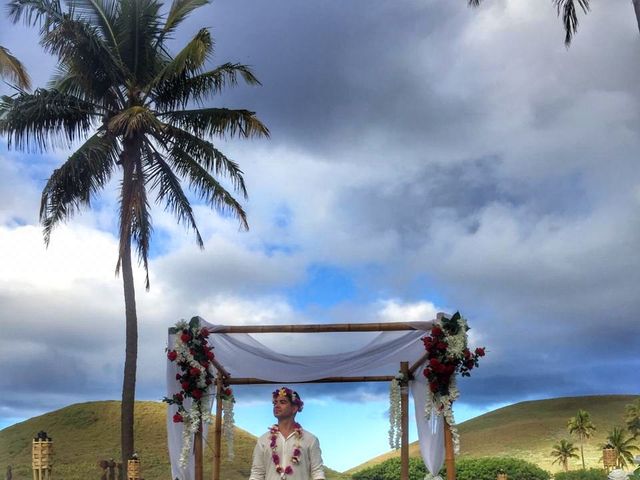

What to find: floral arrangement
left=422, top=312, right=485, bottom=453
left=164, top=317, right=216, bottom=467
left=388, top=375, right=403, bottom=450
left=221, top=386, right=236, bottom=460
left=269, top=423, right=302, bottom=478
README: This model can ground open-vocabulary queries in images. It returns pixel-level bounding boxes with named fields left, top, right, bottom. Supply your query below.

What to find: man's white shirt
left=249, top=427, right=325, bottom=480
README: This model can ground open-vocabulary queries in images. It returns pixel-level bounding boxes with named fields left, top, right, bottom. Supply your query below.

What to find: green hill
left=348, top=394, right=639, bottom=475
left=0, top=401, right=348, bottom=480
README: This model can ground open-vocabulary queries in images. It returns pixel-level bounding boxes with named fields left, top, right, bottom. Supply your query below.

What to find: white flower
left=388, top=379, right=402, bottom=450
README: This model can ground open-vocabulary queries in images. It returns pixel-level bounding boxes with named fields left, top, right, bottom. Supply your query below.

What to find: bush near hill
left=554, top=469, right=608, bottom=480
left=352, top=456, right=550, bottom=480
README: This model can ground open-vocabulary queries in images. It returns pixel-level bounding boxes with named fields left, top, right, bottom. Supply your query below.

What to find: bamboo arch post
left=194, top=415, right=203, bottom=480
left=400, top=361, right=410, bottom=480
left=443, top=419, right=456, bottom=480
left=212, top=375, right=224, bottom=480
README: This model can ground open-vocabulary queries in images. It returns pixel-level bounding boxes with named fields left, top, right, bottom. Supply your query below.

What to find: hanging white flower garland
left=221, top=389, right=236, bottom=461
left=388, top=377, right=402, bottom=449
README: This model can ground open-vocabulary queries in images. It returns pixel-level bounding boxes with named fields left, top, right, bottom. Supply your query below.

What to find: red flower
left=224, top=388, right=232, bottom=396
left=167, top=350, right=178, bottom=361
left=293, top=448, right=301, bottom=457
left=463, top=349, right=471, bottom=359
left=431, top=326, right=443, bottom=337
left=436, top=341, right=447, bottom=350
left=284, top=466, right=293, bottom=475
left=272, top=454, right=280, bottom=464
left=180, top=332, right=191, bottom=343
left=475, top=347, right=486, bottom=357
left=175, top=373, right=182, bottom=381
left=192, top=389, right=203, bottom=400
left=206, top=350, right=215, bottom=360
left=429, top=358, right=440, bottom=367
left=190, top=367, right=201, bottom=376
left=181, top=381, right=190, bottom=390
left=173, top=413, right=183, bottom=423
left=429, top=382, right=439, bottom=392
left=174, top=393, right=184, bottom=402
left=200, top=328, right=210, bottom=338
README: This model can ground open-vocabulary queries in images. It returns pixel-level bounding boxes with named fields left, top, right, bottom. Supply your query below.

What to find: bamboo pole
left=400, top=362, right=409, bottom=480
left=225, top=375, right=396, bottom=385
left=204, top=321, right=433, bottom=334
left=212, top=376, right=223, bottom=480
left=194, top=417, right=203, bottom=480
left=444, top=420, right=456, bottom=480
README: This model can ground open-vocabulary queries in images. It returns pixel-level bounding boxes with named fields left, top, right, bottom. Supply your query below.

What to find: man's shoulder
left=301, top=429, right=319, bottom=443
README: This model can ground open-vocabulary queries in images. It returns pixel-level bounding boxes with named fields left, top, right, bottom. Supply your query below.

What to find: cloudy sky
left=1, top=0, right=640, bottom=472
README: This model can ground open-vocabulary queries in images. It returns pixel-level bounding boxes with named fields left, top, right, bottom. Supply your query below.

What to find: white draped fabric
left=166, top=318, right=445, bottom=480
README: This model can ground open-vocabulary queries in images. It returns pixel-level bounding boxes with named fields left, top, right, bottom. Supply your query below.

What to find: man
left=249, top=387, right=325, bottom=480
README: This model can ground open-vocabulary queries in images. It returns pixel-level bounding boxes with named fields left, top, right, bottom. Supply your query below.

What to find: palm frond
left=69, top=0, right=120, bottom=51
left=7, top=0, right=64, bottom=33
left=162, top=0, right=209, bottom=37
left=142, top=140, right=203, bottom=247
left=114, top=0, right=163, bottom=84
left=147, top=28, right=212, bottom=93
left=467, top=0, right=481, bottom=6
left=40, top=131, right=118, bottom=243
left=554, top=0, right=590, bottom=46
left=167, top=147, right=248, bottom=230
left=153, top=62, right=261, bottom=110
left=0, top=88, right=100, bottom=151
left=108, top=105, right=162, bottom=137
left=157, top=123, right=247, bottom=198
left=42, top=17, right=127, bottom=102
left=161, top=107, right=269, bottom=139
left=0, top=45, right=32, bottom=89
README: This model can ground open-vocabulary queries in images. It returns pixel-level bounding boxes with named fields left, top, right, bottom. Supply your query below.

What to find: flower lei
left=422, top=312, right=485, bottom=454
left=388, top=375, right=403, bottom=450
left=221, top=386, right=236, bottom=461
left=269, top=423, right=303, bottom=479
left=163, top=318, right=216, bottom=467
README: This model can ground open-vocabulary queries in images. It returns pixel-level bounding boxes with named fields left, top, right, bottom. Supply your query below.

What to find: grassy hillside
left=349, top=394, right=639, bottom=475
left=0, top=401, right=348, bottom=480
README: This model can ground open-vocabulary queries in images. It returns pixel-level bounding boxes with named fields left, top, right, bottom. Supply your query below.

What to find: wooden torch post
left=444, top=419, right=456, bottom=480
left=400, top=361, right=409, bottom=480
left=212, top=375, right=223, bottom=480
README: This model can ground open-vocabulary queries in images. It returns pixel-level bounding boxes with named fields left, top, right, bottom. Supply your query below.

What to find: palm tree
left=551, top=439, right=580, bottom=472
left=0, top=0, right=268, bottom=466
left=568, top=409, right=597, bottom=469
left=468, top=0, right=640, bottom=47
left=0, top=45, right=31, bottom=89
left=606, top=426, right=640, bottom=469
left=625, top=399, right=640, bottom=439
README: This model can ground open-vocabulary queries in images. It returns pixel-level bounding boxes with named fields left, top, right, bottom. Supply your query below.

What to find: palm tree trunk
left=633, top=0, right=640, bottom=35
left=120, top=158, right=138, bottom=468
left=580, top=436, right=585, bottom=469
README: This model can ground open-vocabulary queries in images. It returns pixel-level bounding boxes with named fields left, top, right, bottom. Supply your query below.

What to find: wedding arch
left=166, top=314, right=465, bottom=480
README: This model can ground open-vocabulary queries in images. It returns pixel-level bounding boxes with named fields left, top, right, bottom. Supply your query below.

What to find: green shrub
left=352, top=456, right=550, bottom=480
left=554, top=469, right=608, bottom=480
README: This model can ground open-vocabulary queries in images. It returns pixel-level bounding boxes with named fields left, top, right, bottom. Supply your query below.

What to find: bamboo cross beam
left=204, top=321, right=433, bottom=334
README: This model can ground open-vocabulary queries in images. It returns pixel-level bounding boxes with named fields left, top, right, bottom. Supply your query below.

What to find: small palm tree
left=625, top=399, right=640, bottom=439
left=551, top=439, right=580, bottom=472
left=0, top=45, right=31, bottom=89
left=468, top=0, right=640, bottom=47
left=606, top=426, right=640, bottom=469
left=568, top=409, right=597, bottom=469
left=1, top=0, right=268, bottom=467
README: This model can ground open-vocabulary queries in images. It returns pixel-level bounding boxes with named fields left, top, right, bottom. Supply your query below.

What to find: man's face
left=273, top=396, right=298, bottom=420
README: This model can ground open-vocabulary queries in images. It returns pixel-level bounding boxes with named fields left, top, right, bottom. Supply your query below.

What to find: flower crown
left=272, top=387, right=304, bottom=412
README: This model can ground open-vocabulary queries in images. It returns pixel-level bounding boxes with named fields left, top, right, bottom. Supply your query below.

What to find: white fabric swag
left=166, top=318, right=446, bottom=480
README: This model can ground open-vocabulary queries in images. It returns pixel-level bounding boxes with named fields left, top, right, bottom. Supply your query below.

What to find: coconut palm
left=0, top=0, right=268, bottom=465
left=606, top=426, right=640, bottom=469
left=468, top=0, right=640, bottom=46
left=0, top=45, right=31, bottom=89
left=551, top=439, right=580, bottom=472
left=625, top=399, right=640, bottom=439
left=568, top=409, right=597, bottom=469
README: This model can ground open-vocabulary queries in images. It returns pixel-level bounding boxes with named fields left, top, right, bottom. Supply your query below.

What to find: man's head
left=272, top=387, right=304, bottom=420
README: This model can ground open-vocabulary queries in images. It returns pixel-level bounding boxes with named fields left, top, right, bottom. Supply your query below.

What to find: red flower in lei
left=269, top=423, right=303, bottom=478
